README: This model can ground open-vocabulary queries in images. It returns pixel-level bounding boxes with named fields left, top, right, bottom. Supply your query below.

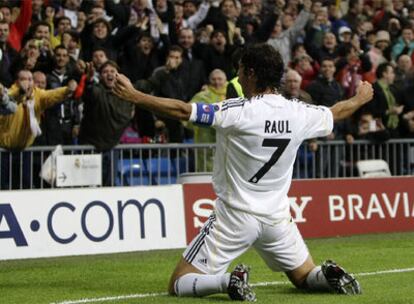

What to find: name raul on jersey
left=264, top=120, right=292, bottom=134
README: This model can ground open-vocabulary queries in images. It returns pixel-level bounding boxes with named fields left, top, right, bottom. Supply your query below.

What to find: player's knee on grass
left=286, top=256, right=316, bottom=289
left=168, top=257, right=204, bottom=296
left=168, top=276, right=176, bottom=295
left=286, top=271, right=309, bottom=289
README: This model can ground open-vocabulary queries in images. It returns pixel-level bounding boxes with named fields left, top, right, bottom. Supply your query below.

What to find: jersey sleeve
left=301, top=104, right=334, bottom=139
left=189, top=98, right=245, bottom=130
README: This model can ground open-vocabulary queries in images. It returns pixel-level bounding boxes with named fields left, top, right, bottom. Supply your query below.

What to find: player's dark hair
left=240, top=44, right=284, bottom=92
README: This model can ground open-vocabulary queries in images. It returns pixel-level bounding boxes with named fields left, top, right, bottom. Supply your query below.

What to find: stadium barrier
left=0, top=139, right=414, bottom=190
left=183, top=177, right=414, bottom=241
left=0, top=186, right=186, bottom=260
left=1, top=177, right=414, bottom=260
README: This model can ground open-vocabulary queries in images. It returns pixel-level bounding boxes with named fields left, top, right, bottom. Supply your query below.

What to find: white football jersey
left=189, top=94, right=333, bottom=223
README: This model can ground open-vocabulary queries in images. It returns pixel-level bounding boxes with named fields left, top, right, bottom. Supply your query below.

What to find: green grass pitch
left=1, top=232, right=414, bottom=304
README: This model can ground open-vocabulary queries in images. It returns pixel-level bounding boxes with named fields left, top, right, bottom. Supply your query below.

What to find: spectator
left=89, top=47, right=109, bottom=83
left=0, top=20, right=18, bottom=87
left=342, top=0, right=364, bottom=31
left=174, top=0, right=210, bottom=32
left=348, top=112, right=390, bottom=142
left=23, top=21, right=54, bottom=73
left=291, top=53, right=319, bottom=89
left=142, top=45, right=193, bottom=143
left=0, top=0, right=32, bottom=52
left=10, top=39, right=41, bottom=77
left=355, top=20, right=374, bottom=52
left=80, top=17, right=140, bottom=61
left=0, top=83, right=17, bottom=115
left=346, top=112, right=390, bottom=175
left=267, top=0, right=312, bottom=66
left=304, top=6, right=331, bottom=53
left=61, top=30, right=81, bottom=61
left=282, top=69, right=315, bottom=178
left=312, top=32, right=339, bottom=63
left=201, top=29, right=241, bottom=79
left=0, top=69, right=76, bottom=189
left=177, top=28, right=206, bottom=92
left=367, top=30, right=392, bottom=70
left=190, top=69, right=227, bottom=171
left=201, top=0, right=241, bottom=46
left=327, top=1, right=348, bottom=35
left=306, top=58, right=344, bottom=108
left=370, top=62, right=403, bottom=137
left=41, top=45, right=79, bottom=145
left=226, top=48, right=244, bottom=99
left=401, top=110, right=414, bottom=138
left=392, top=26, right=414, bottom=61
left=31, top=0, right=43, bottom=22
left=238, top=0, right=260, bottom=36
left=83, top=0, right=130, bottom=31
left=178, top=27, right=200, bottom=61
left=50, top=16, right=73, bottom=49
left=62, top=0, right=82, bottom=29
left=336, top=43, right=372, bottom=98
left=394, top=54, right=413, bottom=92
left=282, top=69, right=312, bottom=103
left=337, top=26, right=353, bottom=45
left=78, top=61, right=134, bottom=186
left=33, top=70, right=47, bottom=89
left=120, top=33, right=164, bottom=83
left=306, top=58, right=347, bottom=177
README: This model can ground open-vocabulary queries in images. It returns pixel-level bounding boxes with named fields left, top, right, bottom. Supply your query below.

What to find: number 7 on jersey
left=248, top=138, right=291, bottom=183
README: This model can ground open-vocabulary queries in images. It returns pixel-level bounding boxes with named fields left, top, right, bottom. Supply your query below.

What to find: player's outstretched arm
left=330, top=81, right=373, bottom=121
left=113, top=73, right=192, bottom=121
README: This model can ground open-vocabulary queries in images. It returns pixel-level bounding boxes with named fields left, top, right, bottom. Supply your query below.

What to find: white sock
left=305, top=266, right=331, bottom=291
left=174, top=273, right=230, bottom=297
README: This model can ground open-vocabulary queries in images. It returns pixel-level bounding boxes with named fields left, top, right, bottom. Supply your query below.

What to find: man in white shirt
left=113, top=44, right=373, bottom=302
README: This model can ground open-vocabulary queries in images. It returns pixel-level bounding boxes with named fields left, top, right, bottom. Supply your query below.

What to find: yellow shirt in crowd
left=0, top=85, right=69, bottom=150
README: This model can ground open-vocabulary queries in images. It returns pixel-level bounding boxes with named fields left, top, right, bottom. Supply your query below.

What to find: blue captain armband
left=192, top=103, right=216, bottom=126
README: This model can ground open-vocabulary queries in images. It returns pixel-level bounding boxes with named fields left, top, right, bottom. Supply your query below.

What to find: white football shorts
left=183, top=199, right=309, bottom=274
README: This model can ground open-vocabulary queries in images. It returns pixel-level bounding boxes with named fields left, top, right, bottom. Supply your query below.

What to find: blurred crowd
left=1, top=0, right=414, bottom=187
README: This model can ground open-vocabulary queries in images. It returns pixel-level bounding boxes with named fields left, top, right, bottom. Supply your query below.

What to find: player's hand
left=113, top=73, right=138, bottom=102
left=355, top=81, right=373, bottom=104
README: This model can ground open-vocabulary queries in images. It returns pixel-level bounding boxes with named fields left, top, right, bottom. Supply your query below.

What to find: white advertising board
left=0, top=186, right=186, bottom=260
left=56, top=154, right=102, bottom=187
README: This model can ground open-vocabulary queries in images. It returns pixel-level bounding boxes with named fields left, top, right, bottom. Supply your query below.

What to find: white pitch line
left=357, top=267, right=414, bottom=277
left=49, top=293, right=168, bottom=304
left=50, top=267, right=414, bottom=304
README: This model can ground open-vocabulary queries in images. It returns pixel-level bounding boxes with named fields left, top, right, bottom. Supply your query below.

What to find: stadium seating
left=117, top=157, right=190, bottom=186
left=116, top=158, right=150, bottom=186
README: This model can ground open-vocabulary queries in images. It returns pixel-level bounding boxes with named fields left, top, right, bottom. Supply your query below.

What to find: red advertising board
left=182, top=177, right=414, bottom=243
